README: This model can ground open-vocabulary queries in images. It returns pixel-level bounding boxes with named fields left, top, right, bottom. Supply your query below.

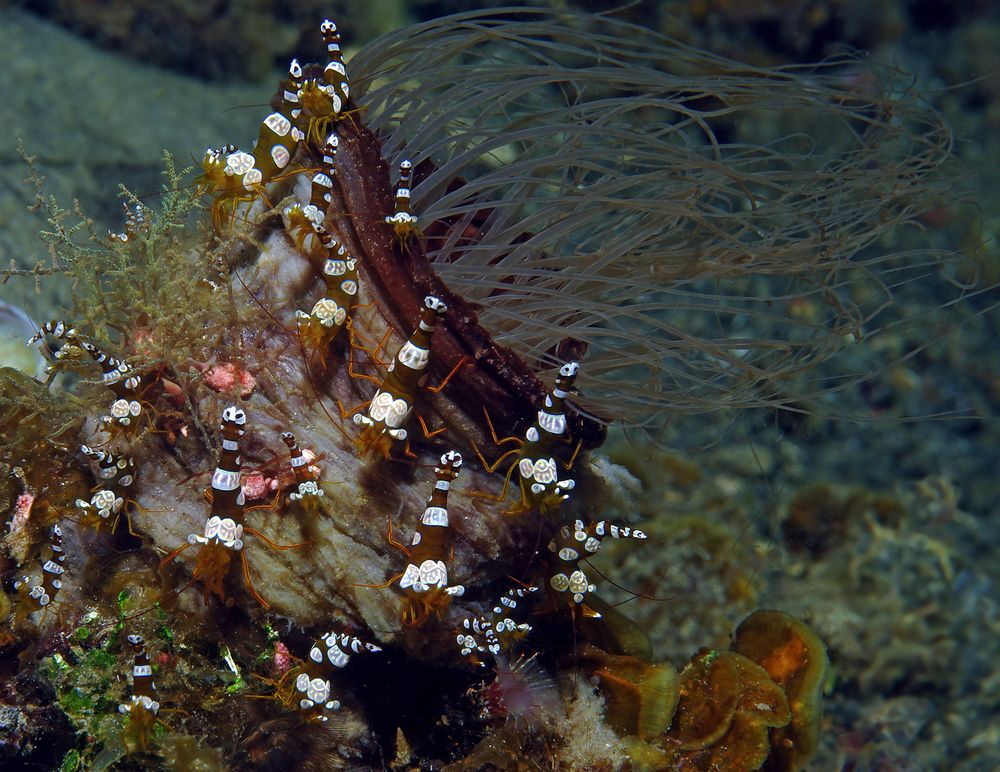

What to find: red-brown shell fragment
left=732, top=609, right=829, bottom=771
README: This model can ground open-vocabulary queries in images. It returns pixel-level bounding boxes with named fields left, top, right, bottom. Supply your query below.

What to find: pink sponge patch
left=242, top=471, right=277, bottom=501
left=202, top=363, right=256, bottom=397
left=9, top=493, right=35, bottom=535
left=273, top=642, right=292, bottom=675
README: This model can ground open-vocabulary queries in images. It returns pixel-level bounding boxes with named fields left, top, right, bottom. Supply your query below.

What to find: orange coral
left=732, top=609, right=828, bottom=771
left=658, top=649, right=790, bottom=771
left=614, top=611, right=826, bottom=772
left=578, top=644, right=679, bottom=740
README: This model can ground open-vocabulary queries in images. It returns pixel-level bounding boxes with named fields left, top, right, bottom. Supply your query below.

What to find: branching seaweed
left=24, top=153, right=239, bottom=389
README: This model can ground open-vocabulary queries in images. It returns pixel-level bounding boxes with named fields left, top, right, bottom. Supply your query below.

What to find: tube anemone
left=349, top=8, right=967, bottom=440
